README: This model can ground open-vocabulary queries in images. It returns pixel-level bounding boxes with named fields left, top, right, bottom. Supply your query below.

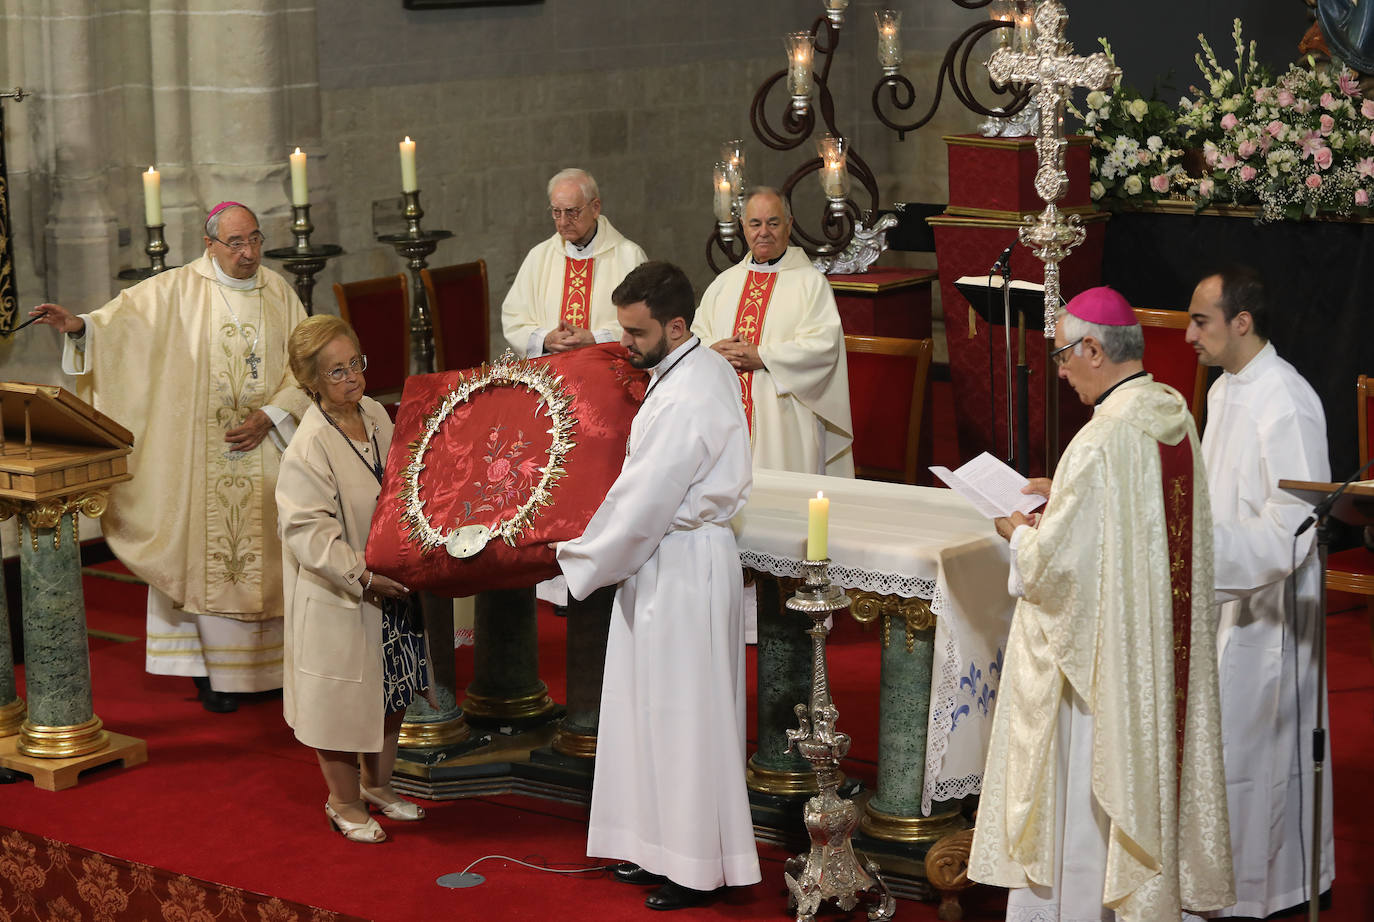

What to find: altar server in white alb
left=693, top=187, right=853, bottom=477
left=970, top=287, right=1234, bottom=922
left=555, top=261, right=759, bottom=912
left=1185, top=266, right=1334, bottom=918
left=501, top=167, right=648, bottom=357
left=29, top=203, right=309, bottom=714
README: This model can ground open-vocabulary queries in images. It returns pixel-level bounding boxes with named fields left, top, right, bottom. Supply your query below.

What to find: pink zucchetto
left=1064, top=286, right=1137, bottom=326
left=206, top=201, right=246, bottom=221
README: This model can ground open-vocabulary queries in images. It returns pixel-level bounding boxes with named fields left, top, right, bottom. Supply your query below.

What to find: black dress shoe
left=193, top=676, right=238, bottom=713
left=612, top=863, right=665, bottom=886
left=645, top=880, right=716, bottom=911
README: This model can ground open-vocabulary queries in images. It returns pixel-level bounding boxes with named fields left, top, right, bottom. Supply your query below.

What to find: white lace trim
left=738, top=550, right=938, bottom=599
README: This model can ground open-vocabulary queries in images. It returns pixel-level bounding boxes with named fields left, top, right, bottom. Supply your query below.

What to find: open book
left=930, top=452, right=1047, bottom=519
left=953, top=275, right=1045, bottom=294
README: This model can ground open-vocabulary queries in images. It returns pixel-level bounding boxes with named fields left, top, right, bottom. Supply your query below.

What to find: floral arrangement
left=1074, top=19, right=1374, bottom=222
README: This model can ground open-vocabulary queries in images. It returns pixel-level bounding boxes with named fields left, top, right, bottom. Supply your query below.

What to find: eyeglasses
left=209, top=232, right=266, bottom=254
left=323, top=355, right=368, bottom=383
left=549, top=204, right=589, bottom=222
left=1049, top=337, right=1084, bottom=367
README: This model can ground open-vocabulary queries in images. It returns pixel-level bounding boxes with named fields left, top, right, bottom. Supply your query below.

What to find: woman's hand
left=366, top=571, right=410, bottom=600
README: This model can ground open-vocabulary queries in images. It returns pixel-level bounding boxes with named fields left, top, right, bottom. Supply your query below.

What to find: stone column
left=746, top=573, right=817, bottom=796
left=461, top=587, right=557, bottom=729
left=855, top=593, right=962, bottom=842
left=16, top=508, right=106, bottom=758
left=398, top=591, right=469, bottom=749
left=0, top=526, right=23, bottom=738
left=551, top=585, right=614, bottom=758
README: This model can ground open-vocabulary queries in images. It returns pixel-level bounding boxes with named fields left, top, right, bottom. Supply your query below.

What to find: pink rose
left=1267, top=120, right=1285, bottom=138
left=1363, top=98, right=1374, bottom=119
left=1239, top=165, right=1258, bottom=181
left=1359, top=156, right=1374, bottom=178
left=1321, top=113, right=1336, bottom=136
left=1199, top=178, right=1215, bottom=197
left=1238, top=139, right=1258, bottom=159
left=1315, top=146, right=1334, bottom=170
left=1204, top=147, right=1220, bottom=166
left=486, top=457, right=511, bottom=482
left=1278, top=89, right=1296, bottom=107
left=1358, top=189, right=1371, bottom=206
left=1299, top=131, right=1327, bottom=158
left=1260, top=134, right=1274, bottom=152
left=1340, top=71, right=1361, bottom=97
left=1321, top=91, right=1338, bottom=110
left=1219, top=154, right=1237, bottom=169
left=1221, top=112, right=1239, bottom=131
left=1253, top=87, right=1268, bottom=103
left=1306, top=173, right=1323, bottom=189
left=1150, top=174, right=1170, bottom=193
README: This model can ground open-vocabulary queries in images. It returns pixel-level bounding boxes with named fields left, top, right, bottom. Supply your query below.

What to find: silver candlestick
left=783, top=558, right=896, bottom=922
left=116, top=224, right=173, bottom=282
left=378, top=189, right=452, bottom=375
left=264, top=203, right=343, bottom=316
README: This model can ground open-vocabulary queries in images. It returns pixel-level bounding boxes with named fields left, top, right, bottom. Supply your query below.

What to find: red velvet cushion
left=848, top=351, right=915, bottom=474
left=365, top=343, right=648, bottom=596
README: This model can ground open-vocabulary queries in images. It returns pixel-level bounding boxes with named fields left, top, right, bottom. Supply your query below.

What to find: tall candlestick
left=807, top=491, right=830, bottom=561
left=142, top=166, right=162, bottom=226
left=289, top=147, right=308, bottom=206
left=399, top=136, right=418, bottom=193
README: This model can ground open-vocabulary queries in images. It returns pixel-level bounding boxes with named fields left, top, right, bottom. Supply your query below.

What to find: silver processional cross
left=986, top=0, right=1119, bottom=337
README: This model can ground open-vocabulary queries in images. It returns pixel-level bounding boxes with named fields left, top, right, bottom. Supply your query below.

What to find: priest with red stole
left=501, top=167, right=648, bottom=358
left=692, top=186, right=853, bottom=477
left=969, top=287, right=1234, bottom=922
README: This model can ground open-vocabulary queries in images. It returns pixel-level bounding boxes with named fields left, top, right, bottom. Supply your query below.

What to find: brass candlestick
left=116, top=224, right=173, bottom=282
left=378, top=190, right=453, bottom=375
left=264, top=203, right=343, bottom=316
left=783, top=558, right=895, bottom=922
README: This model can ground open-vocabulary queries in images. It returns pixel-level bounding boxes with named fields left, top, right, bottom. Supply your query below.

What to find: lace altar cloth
left=732, top=469, right=1016, bottom=815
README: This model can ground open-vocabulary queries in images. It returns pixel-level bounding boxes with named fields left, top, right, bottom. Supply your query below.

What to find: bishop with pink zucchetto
left=968, top=282, right=1236, bottom=919
left=29, top=202, right=310, bottom=714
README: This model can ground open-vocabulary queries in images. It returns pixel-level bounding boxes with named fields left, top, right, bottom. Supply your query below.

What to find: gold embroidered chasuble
left=969, top=377, right=1234, bottom=921
left=62, top=253, right=310, bottom=621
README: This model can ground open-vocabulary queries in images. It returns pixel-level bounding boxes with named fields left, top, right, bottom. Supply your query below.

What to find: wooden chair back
left=1133, top=307, right=1207, bottom=429
left=422, top=260, right=491, bottom=373
left=1325, top=373, right=1374, bottom=665
left=333, top=274, right=410, bottom=405
left=844, top=335, right=934, bottom=484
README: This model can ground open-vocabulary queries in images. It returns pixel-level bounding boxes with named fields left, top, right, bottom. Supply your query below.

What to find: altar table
left=732, top=470, right=1016, bottom=820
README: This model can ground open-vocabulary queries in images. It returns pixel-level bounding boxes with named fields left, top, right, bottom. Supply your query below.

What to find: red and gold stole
left=730, top=270, right=779, bottom=433
left=560, top=258, right=594, bottom=328
left=1158, top=436, right=1195, bottom=787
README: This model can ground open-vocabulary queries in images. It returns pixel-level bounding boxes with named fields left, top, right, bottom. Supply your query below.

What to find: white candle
left=142, top=166, right=162, bottom=226
left=715, top=178, right=733, bottom=220
left=807, top=491, right=830, bottom=561
left=289, top=148, right=308, bottom=206
left=399, top=136, right=418, bottom=193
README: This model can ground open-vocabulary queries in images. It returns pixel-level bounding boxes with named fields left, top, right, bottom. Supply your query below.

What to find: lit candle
left=1015, top=10, right=1036, bottom=51
left=807, top=491, right=830, bottom=561
left=874, top=10, right=902, bottom=72
left=816, top=134, right=849, bottom=199
left=399, top=136, right=418, bottom=193
left=289, top=147, right=308, bottom=206
left=786, top=32, right=815, bottom=99
left=714, top=165, right=735, bottom=223
left=142, top=166, right=162, bottom=226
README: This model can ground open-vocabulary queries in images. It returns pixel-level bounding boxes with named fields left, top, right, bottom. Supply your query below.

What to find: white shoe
left=361, top=786, right=426, bottom=821
left=325, top=800, right=387, bottom=842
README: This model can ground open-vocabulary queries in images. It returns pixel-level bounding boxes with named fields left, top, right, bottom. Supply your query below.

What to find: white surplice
left=556, top=336, right=761, bottom=892
left=500, top=215, right=648, bottom=357
left=692, top=247, right=854, bottom=477
left=1200, top=343, right=1334, bottom=918
left=970, top=377, right=1234, bottom=922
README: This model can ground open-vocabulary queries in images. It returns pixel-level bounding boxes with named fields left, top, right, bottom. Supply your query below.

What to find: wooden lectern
left=0, top=382, right=147, bottom=790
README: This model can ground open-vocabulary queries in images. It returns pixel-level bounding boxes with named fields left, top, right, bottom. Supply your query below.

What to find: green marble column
left=0, top=525, right=24, bottom=737
left=17, top=512, right=106, bottom=757
left=461, top=586, right=557, bottom=729
left=398, top=591, right=469, bottom=749
left=858, top=598, right=962, bottom=842
left=552, top=585, right=614, bottom=757
left=746, top=573, right=817, bottom=795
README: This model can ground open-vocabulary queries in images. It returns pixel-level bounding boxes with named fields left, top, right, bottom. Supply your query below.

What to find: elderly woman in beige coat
left=277, top=315, right=429, bottom=844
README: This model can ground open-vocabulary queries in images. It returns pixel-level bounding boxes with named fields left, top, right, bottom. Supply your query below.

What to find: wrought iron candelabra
left=264, top=204, right=343, bottom=315
left=378, top=190, right=452, bottom=375
left=782, top=558, right=896, bottom=922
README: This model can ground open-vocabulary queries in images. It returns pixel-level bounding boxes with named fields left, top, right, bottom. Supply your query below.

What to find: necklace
left=217, top=286, right=262, bottom=379
left=321, top=404, right=383, bottom=483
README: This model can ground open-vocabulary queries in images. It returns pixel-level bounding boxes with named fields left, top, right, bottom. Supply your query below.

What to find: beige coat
left=277, top=397, right=393, bottom=753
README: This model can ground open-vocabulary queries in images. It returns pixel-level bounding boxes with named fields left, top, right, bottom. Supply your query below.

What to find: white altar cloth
left=732, top=469, right=1016, bottom=814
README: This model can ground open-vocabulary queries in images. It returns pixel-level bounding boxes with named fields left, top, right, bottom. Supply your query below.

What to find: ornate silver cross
left=986, top=0, right=1119, bottom=336
left=246, top=351, right=260, bottom=379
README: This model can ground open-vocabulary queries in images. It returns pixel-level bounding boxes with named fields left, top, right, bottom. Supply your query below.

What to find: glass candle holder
left=989, top=0, right=1014, bottom=47
left=1014, top=3, right=1038, bottom=52
left=720, top=139, right=746, bottom=193
left=874, top=10, right=902, bottom=74
left=786, top=32, right=816, bottom=101
left=816, top=134, right=850, bottom=200
left=822, top=0, right=848, bottom=25
left=713, top=161, right=736, bottom=224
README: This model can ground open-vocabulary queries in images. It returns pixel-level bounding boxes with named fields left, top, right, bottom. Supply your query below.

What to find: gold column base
left=746, top=755, right=828, bottom=796
left=461, top=686, right=557, bottom=721
left=397, top=715, right=471, bottom=750
left=18, top=715, right=108, bottom=759
left=0, top=698, right=25, bottom=738
left=551, top=727, right=597, bottom=759
left=860, top=800, right=965, bottom=844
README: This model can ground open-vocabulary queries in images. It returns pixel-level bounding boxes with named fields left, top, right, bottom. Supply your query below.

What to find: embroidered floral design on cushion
left=455, top=425, right=540, bottom=525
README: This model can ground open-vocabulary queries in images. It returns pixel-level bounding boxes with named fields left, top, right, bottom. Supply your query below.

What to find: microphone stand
left=989, top=243, right=1016, bottom=469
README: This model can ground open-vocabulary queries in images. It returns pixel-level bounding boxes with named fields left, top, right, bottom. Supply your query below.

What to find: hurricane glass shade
left=713, top=162, right=736, bottom=224
left=786, top=32, right=816, bottom=98
left=874, top=10, right=902, bottom=71
left=817, top=134, right=850, bottom=200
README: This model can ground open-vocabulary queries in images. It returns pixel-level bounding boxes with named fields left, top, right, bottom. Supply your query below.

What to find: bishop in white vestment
left=31, top=204, right=309, bottom=707
left=556, top=262, right=760, bottom=911
left=1185, top=269, right=1334, bottom=918
left=693, top=188, right=853, bottom=477
left=970, top=288, right=1233, bottom=922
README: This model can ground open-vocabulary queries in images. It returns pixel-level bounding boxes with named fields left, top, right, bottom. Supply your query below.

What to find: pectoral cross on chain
left=986, top=1, right=1120, bottom=336
left=246, top=352, right=260, bottom=379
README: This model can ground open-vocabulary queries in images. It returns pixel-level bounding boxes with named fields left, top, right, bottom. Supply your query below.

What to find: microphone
left=989, top=243, right=1015, bottom=276
left=1294, top=455, right=1374, bottom=537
